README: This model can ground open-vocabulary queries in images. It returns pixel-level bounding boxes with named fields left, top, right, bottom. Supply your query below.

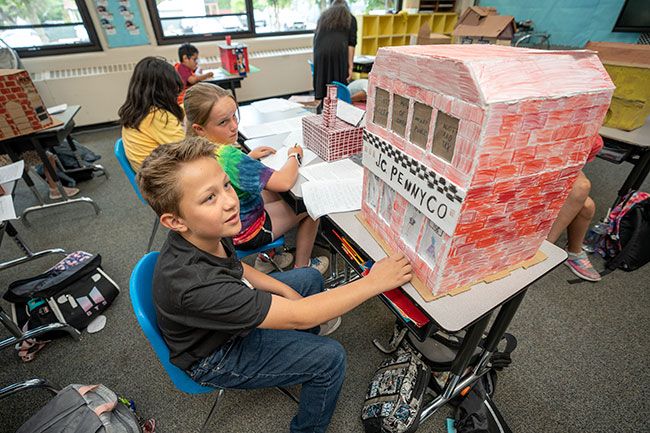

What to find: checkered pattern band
left=363, top=130, right=465, bottom=203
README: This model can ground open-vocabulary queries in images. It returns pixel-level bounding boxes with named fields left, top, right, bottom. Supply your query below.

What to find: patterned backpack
left=598, top=191, right=650, bottom=272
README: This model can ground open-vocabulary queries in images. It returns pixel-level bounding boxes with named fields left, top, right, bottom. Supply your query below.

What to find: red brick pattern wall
left=361, top=47, right=614, bottom=297
left=0, top=70, right=51, bottom=140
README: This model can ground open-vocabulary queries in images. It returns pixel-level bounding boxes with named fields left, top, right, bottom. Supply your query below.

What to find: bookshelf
left=357, top=12, right=458, bottom=56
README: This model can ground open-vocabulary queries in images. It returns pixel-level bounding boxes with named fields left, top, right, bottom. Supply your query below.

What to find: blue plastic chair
left=235, top=235, right=286, bottom=272
left=130, top=252, right=224, bottom=432
left=308, top=59, right=314, bottom=77
left=114, top=138, right=160, bottom=252
left=331, top=81, right=352, bottom=104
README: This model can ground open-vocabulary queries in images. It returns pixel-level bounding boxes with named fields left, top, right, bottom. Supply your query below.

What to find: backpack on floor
left=361, top=348, right=431, bottom=433
left=454, top=370, right=512, bottom=433
left=16, top=384, right=142, bottom=433
left=4, top=251, right=120, bottom=338
left=598, top=191, right=650, bottom=272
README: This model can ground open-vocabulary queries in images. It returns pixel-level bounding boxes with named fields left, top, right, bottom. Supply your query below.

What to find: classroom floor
left=1, top=125, right=648, bottom=433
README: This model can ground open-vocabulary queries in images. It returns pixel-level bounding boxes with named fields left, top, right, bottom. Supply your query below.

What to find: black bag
left=600, top=192, right=650, bottom=272
left=16, top=384, right=142, bottom=433
left=53, top=138, right=101, bottom=182
left=4, top=251, right=120, bottom=338
left=361, top=350, right=431, bottom=433
left=454, top=371, right=511, bottom=433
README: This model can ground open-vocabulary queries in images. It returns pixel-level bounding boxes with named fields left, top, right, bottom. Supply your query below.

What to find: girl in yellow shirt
left=118, top=57, right=185, bottom=171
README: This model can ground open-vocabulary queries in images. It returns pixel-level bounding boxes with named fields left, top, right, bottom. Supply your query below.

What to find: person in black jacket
left=312, top=0, right=357, bottom=101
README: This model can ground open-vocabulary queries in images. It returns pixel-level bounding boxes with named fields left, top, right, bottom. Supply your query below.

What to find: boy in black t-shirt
left=136, top=137, right=412, bottom=433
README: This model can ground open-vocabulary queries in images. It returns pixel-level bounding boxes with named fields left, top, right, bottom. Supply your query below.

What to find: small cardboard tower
left=361, top=45, right=614, bottom=299
left=0, top=69, right=54, bottom=140
left=303, top=84, right=363, bottom=161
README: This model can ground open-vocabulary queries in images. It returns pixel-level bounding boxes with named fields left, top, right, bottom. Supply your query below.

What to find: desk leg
left=0, top=222, right=66, bottom=271
left=19, top=137, right=101, bottom=220
left=65, top=135, right=109, bottom=180
left=420, top=314, right=492, bottom=422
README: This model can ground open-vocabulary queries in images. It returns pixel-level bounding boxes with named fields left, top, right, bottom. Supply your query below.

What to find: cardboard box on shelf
left=585, top=41, right=650, bottom=131
left=0, top=69, right=54, bottom=140
left=410, top=24, right=451, bottom=45
left=452, top=6, right=515, bottom=45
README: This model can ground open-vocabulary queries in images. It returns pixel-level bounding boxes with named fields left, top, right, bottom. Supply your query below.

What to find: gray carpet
left=0, top=126, right=648, bottom=433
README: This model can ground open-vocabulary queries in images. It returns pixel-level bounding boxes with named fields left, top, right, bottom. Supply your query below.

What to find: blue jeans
left=188, top=267, right=347, bottom=433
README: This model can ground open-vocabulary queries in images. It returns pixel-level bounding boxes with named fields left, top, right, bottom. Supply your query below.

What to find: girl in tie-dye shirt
left=183, top=83, right=328, bottom=274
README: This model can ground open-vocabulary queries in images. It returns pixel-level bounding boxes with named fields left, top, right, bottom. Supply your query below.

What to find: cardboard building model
left=0, top=69, right=54, bottom=140
left=452, top=6, right=515, bottom=45
left=361, top=45, right=614, bottom=299
left=303, top=85, right=364, bottom=161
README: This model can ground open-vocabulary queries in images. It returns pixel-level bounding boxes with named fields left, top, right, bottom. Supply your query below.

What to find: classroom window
left=146, top=0, right=395, bottom=44
left=0, top=0, right=101, bottom=58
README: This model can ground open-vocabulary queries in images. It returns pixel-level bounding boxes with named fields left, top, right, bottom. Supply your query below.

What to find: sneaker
left=49, top=186, right=79, bottom=200
left=307, top=256, right=329, bottom=275
left=318, top=316, right=341, bottom=336
left=254, top=251, right=293, bottom=273
left=564, top=251, right=601, bottom=282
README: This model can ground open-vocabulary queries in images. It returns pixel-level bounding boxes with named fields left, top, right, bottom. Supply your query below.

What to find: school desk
left=599, top=116, right=650, bottom=208
left=0, top=105, right=100, bottom=223
left=203, top=65, right=260, bottom=102
left=322, top=211, right=567, bottom=425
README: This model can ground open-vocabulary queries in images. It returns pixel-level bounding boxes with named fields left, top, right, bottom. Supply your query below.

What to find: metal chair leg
left=0, top=378, right=60, bottom=401
left=0, top=305, right=81, bottom=351
left=199, top=388, right=225, bottom=433
left=276, top=386, right=299, bottom=404
left=259, top=251, right=283, bottom=272
left=146, top=216, right=160, bottom=253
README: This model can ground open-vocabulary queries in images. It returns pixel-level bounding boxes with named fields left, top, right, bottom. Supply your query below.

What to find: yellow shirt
left=121, top=109, right=185, bottom=171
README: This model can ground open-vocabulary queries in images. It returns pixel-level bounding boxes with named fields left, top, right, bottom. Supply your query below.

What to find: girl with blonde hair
left=184, top=83, right=328, bottom=274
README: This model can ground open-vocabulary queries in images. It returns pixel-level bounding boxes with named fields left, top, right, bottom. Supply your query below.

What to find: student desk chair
left=130, top=252, right=298, bottom=433
left=114, top=138, right=160, bottom=253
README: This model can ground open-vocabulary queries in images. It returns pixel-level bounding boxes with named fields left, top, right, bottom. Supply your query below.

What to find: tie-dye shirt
left=215, top=145, right=274, bottom=245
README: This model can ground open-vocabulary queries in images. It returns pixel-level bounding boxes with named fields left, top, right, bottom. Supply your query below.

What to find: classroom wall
left=22, top=0, right=314, bottom=126
left=480, top=0, right=640, bottom=47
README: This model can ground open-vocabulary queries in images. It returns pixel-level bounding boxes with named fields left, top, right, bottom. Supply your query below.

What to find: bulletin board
left=94, top=0, right=149, bottom=48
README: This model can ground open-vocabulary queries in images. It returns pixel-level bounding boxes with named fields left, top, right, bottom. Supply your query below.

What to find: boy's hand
left=249, top=146, right=276, bottom=160
left=365, top=252, right=412, bottom=293
left=206, top=71, right=214, bottom=78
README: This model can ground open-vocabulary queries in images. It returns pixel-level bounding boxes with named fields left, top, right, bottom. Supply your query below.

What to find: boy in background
left=175, top=43, right=214, bottom=104
left=136, top=137, right=412, bottom=433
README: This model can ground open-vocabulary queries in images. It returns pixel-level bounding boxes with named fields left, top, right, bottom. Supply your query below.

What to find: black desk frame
left=599, top=137, right=650, bottom=208
left=0, top=108, right=101, bottom=222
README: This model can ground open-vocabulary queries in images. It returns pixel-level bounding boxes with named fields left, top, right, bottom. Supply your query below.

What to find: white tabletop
left=599, top=116, right=650, bottom=148
left=239, top=104, right=310, bottom=138
left=328, top=211, right=567, bottom=332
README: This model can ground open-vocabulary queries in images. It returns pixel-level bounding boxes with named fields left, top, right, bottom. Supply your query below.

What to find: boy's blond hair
left=184, top=82, right=235, bottom=137
left=136, top=137, right=215, bottom=216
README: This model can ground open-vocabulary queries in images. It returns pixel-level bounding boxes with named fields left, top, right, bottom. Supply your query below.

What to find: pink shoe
left=565, top=251, right=601, bottom=282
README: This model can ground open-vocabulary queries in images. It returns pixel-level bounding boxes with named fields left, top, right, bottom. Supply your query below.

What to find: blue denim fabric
left=188, top=267, right=347, bottom=433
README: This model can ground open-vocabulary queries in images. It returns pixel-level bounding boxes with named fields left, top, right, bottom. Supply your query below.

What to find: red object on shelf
left=218, top=42, right=249, bottom=75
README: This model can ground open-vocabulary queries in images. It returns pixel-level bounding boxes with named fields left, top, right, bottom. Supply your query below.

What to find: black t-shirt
left=153, top=231, right=272, bottom=370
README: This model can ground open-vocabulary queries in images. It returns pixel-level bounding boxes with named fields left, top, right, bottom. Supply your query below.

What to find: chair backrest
left=114, top=138, right=146, bottom=205
left=331, top=81, right=352, bottom=104
left=129, top=252, right=213, bottom=394
left=307, top=59, right=314, bottom=77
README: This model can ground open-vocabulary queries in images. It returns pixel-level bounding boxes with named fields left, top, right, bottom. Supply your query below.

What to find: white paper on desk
left=246, top=133, right=289, bottom=152
left=282, top=129, right=303, bottom=147
left=0, top=180, right=17, bottom=221
left=301, top=178, right=362, bottom=220
left=0, top=160, right=24, bottom=184
left=252, top=98, right=302, bottom=113
left=261, top=146, right=318, bottom=171
left=336, top=101, right=365, bottom=126
left=299, top=159, right=363, bottom=182
left=239, top=115, right=308, bottom=139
